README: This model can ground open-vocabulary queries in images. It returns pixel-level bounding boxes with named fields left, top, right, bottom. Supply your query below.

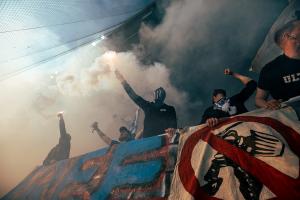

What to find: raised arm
left=225, top=68, right=252, bottom=85
left=115, top=70, right=149, bottom=109
left=91, top=122, right=112, bottom=145
left=225, top=68, right=257, bottom=102
left=58, top=112, right=67, bottom=137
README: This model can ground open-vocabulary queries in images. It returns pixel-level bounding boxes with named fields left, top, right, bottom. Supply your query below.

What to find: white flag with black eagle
left=169, top=102, right=300, bottom=200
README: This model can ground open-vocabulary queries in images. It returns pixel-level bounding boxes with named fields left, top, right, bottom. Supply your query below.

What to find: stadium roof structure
left=0, top=0, right=298, bottom=80
left=0, top=0, right=156, bottom=81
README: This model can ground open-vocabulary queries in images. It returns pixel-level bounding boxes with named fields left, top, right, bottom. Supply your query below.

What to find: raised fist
left=224, top=68, right=233, bottom=75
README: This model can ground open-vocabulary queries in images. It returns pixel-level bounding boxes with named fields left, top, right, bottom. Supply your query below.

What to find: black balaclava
left=154, top=87, right=166, bottom=106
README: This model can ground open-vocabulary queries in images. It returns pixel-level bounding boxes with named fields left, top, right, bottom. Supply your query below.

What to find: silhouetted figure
left=115, top=69, right=177, bottom=138
left=43, top=112, right=71, bottom=166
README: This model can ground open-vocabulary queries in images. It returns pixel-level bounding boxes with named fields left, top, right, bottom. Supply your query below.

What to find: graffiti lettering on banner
left=3, top=134, right=178, bottom=200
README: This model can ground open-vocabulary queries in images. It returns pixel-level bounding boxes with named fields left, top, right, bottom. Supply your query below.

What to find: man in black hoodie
left=201, top=68, right=257, bottom=127
left=115, top=70, right=177, bottom=138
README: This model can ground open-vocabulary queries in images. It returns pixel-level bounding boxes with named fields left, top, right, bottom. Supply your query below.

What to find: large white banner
left=169, top=106, right=300, bottom=200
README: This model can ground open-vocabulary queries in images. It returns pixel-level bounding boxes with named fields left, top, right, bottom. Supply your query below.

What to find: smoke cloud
left=137, top=0, right=287, bottom=124
left=0, top=0, right=287, bottom=197
left=57, top=51, right=186, bottom=104
left=0, top=43, right=187, bottom=197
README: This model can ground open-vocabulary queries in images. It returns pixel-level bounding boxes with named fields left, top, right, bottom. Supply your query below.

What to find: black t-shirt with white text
left=258, top=54, right=300, bottom=101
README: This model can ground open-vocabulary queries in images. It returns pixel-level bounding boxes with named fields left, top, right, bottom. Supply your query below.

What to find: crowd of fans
left=42, top=20, right=300, bottom=166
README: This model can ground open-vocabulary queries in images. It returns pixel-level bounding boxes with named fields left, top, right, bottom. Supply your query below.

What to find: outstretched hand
left=224, top=68, right=233, bottom=76
left=265, top=99, right=282, bottom=110
left=206, top=118, right=220, bottom=128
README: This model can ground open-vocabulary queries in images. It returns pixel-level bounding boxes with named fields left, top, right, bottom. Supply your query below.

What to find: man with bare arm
left=256, top=20, right=300, bottom=109
left=91, top=122, right=133, bottom=145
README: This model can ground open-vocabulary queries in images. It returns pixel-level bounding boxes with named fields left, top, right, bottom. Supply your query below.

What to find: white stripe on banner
left=169, top=106, right=300, bottom=200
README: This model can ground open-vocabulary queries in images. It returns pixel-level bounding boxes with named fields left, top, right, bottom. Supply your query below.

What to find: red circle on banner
left=178, top=116, right=300, bottom=199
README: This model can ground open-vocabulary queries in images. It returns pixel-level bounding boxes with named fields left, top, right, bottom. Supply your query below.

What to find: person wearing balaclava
left=201, top=68, right=257, bottom=127
left=115, top=69, right=177, bottom=138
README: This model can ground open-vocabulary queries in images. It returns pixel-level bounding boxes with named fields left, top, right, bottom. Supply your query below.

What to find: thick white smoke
left=1, top=0, right=286, bottom=197
left=0, top=43, right=187, bottom=197
left=54, top=49, right=187, bottom=137
left=0, top=1, right=189, bottom=197
left=57, top=50, right=186, bottom=105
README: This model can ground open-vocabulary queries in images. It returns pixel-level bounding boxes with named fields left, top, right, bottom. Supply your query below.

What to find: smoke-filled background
left=0, top=0, right=288, bottom=197
left=0, top=45, right=187, bottom=196
left=137, top=0, right=288, bottom=124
